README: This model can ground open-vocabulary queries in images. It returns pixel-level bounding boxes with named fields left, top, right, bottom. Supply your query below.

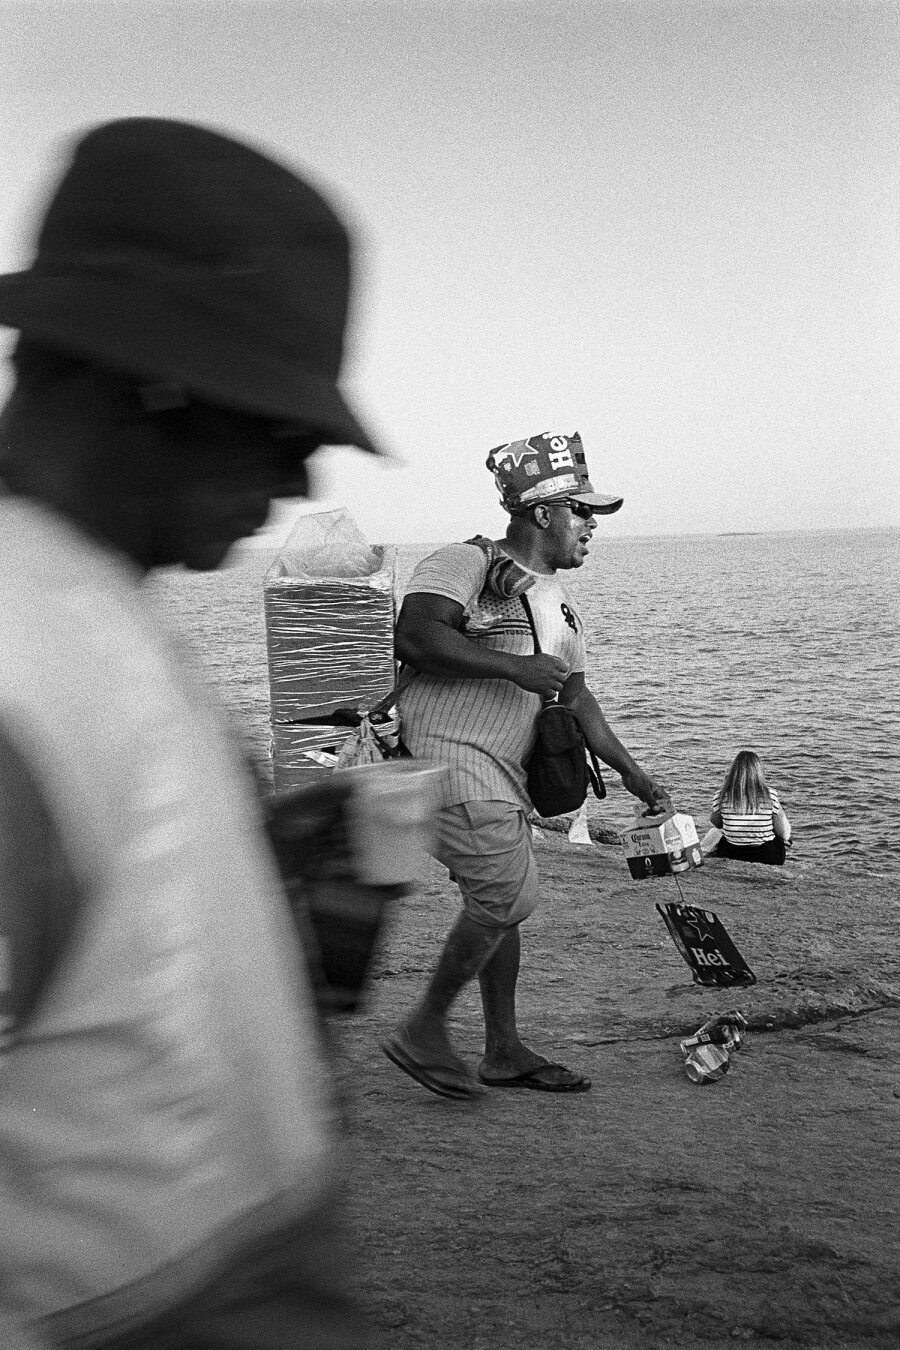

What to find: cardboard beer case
left=620, top=810, right=704, bottom=880
left=656, top=902, right=757, bottom=987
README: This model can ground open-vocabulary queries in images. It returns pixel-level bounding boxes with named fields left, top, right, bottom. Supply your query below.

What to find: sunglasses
left=552, top=498, right=596, bottom=521
left=512, top=497, right=597, bottom=521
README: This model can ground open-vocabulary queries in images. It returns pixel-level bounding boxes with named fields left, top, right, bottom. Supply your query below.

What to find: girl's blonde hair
left=721, top=749, right=770, bottom=814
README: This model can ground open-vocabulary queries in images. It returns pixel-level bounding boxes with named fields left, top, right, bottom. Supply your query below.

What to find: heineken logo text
left=691, top=947, right=729, bottom=967
left=543, top=434, right=574, bottom=470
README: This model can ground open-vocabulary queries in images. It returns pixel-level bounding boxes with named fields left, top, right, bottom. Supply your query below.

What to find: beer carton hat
left=486, top=432, right=623, bottom=514
left=0, top=117, right=380, bottom=454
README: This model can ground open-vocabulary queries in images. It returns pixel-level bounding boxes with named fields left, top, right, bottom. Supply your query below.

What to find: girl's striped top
left=711, top=788, right=791, bottom=846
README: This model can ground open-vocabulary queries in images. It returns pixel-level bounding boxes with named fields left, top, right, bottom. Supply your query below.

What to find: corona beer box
left=620, top=811, right=703, bottom=880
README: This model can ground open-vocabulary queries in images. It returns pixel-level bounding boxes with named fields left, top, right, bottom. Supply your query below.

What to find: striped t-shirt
left=712, top=788, right=786, bottom=846
left=398, top=541, right=587, bottom=808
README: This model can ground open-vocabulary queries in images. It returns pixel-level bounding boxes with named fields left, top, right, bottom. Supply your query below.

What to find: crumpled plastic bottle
left=681, top=1011, right=748, bottom=1083
left=680, top=1010, right=748, bottom=1055
left=684, top=1043, right=731, bottom=1083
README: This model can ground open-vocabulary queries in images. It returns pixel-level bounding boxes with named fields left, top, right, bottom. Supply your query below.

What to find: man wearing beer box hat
left=488, top=430, right=625, bottom=515
left=383, top=431, right=671, bottom=1100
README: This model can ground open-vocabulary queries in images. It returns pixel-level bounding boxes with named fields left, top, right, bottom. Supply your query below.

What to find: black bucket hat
left=0, top=117, right=379, bottom=454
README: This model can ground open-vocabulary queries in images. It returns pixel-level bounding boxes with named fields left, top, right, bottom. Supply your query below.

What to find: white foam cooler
left=263, top=510, right=398, bottom=790
left=264, top=546, right=397, bottom=723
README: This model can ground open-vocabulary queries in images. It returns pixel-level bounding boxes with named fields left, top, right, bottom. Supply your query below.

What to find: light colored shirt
left=0, top=496, right=336, bottom=1340
left=712, top=787, right=790, bottom=846
left=399, top=541, right=586, bottom=807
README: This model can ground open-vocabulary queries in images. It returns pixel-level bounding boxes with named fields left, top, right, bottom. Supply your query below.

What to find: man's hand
left=511, top=653, right=569, bottom=698
left=621, top=768, right=672, bottom=816
left=397, top=591, right=570, bottom=692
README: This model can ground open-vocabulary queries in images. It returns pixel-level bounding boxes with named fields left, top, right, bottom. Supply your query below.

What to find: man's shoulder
left=528, top=567, right=565, bottom=594
left=527, top=569, right=581, bottom=615
left=414, top=537, right=501, bottom=567
left=405, top=539, right=490, bottom=603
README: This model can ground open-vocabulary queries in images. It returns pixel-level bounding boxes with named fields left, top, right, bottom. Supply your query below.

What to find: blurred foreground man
left=383, top=434, right=670, bottom=1099
left=0, top=119, right=378, bottom=1349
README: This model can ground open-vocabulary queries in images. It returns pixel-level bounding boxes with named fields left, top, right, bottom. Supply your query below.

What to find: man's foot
left=477, top=1053, right=591, bottom=1093
left=382, top=1022, right=476, bottom=1100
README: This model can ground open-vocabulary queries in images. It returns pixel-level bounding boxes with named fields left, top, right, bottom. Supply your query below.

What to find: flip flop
left=382, top=1029, right=476, bottom=1100
left=477, top=1061, right=591, bottom=1093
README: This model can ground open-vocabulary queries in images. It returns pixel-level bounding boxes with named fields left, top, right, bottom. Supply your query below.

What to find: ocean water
left=149, top=527, right=898, bottom=885
left=563, top=528, right=899, bottom=878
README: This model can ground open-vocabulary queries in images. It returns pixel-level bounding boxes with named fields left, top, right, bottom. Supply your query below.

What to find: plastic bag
left=700, top=826, right=723, bottom=856
left=335, top=717, right=389, bottom=769
left=278, top=508, right=380, bottom=579
left=335, top=701, right=406, bottom=769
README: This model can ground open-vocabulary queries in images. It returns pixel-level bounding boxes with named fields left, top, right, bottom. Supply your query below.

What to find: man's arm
left=561, top=673, right=672, bottom=813
left=395, top=592, right=568, bottom=698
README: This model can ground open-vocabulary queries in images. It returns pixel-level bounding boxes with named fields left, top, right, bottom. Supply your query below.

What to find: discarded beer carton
left=620, top=810, right=704, bottom=880
left=656, top=902, right=757, bottom=988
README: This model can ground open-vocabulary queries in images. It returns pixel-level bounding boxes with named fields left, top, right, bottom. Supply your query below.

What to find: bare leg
left=476, top=925, right=592, bottom=1091
left=400, top=912, right=503, bottom=1064
left=386, top=915, right=590, bottom=1094
left=477, top=925, right=546, bottom=1078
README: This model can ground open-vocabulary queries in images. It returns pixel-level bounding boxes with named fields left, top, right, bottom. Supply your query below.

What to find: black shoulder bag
left=520, top=594, right=606, bottom=817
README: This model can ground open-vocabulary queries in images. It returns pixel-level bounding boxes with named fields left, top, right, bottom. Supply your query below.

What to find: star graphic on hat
left=489, top=440, right=540, bottom=469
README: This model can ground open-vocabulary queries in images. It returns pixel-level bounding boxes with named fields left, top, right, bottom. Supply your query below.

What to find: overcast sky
left=1, top=0, right=897, bottom=544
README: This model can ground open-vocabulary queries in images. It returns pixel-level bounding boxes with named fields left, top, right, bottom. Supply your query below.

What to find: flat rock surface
left=333, top=832, right=900, bottom=1349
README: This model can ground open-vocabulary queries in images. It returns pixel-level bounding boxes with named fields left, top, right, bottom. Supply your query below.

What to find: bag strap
left=368, top=664, right=416, bottom=719
left=382, top=535, right=495, bottom=715
left=521, top=595, right=606, bottom=801
left=519, top=592, right=541, bottom=654
left=520, top=594, right=558, bottom=711
left=585, top=747, right=607, bottom=801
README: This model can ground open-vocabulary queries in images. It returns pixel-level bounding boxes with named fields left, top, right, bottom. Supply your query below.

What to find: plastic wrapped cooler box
left=269, top=722, right=358, bottom=790
left=264, top=511, right=398, bottom=789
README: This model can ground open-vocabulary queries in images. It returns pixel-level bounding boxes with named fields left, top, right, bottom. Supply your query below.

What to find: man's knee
left=435, top=799, right=540, bottom=930
left=462, top=887, right=537, bottom=930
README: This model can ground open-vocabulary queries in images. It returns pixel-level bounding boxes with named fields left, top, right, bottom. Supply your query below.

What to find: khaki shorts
left=432, top=800, right=540, bottom=929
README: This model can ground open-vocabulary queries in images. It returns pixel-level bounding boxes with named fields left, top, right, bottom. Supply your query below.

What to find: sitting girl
left=708, top=749, right=792, bottom=866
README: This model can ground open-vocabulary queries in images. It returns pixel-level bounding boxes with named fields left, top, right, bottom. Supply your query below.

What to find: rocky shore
left=335, top=828, right=900, bottom=1349
left=146, top=557, right=899, bottom=1347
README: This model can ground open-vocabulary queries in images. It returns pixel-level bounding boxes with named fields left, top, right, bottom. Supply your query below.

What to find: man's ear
left=532, top=504, right=551, bottom=530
